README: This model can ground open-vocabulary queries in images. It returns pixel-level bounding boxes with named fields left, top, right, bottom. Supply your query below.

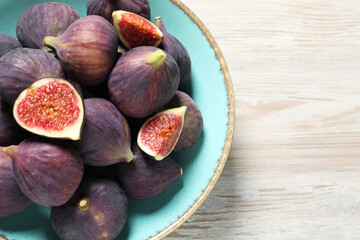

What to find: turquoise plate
left=0, top=0, right=234, bottom=239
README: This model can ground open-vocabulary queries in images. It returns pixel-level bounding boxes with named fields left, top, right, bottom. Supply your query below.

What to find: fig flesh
left=0, top=33, right=21, bottom=58
left=43, top=15, right=118, bottom=87
left=0, top=98, right=27, bottom=146
left=87, top=0, right=150, bottom=22
left=165, top=91, right=203, bottom=151
left=51, top=174, right=128, bottom=240
left=16, top=2, right=79, bottom=49
left=13, top=78, right=84, bottom=141
left=0, top=148, right=32, bottom=217
left=73, top=98, right=133, bottom=166
left=112, top=10, right=163, bottom=49
left=0, top=48, right=65, bottom=105
left=137, top=106, right=187, bottom=160
left=115, top=144, right=182, bottom=200
left=3, top=137, right=84, bottom=207
left=108, top=46, right=180, bottom=118
left=155, top=17, right=191, bottom=87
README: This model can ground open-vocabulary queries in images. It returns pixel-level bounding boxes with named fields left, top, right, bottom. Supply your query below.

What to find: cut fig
left=137, top=106, right=187, bottom=160
left=112, top=10, right=163, bottom=49
left=13, top=78, right=84, bottom=140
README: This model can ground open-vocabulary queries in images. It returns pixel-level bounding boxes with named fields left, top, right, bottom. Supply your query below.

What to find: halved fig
left=137, top=106, right=187, bottom=160
left=13, top=78, right=84, bottom=140
left=112, top=10, right=163, bottom=49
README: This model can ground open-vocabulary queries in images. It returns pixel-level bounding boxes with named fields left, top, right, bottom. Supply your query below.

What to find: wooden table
left=168, top=0, right=360, bottom=239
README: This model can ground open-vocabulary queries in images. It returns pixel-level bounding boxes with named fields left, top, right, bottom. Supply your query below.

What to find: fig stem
left=146, top=49, right=167, bottom=67
left=2, top=145, right=18, bottom=159
left=77, top=198, right=90, bottom=211
left=43, top=36, right=58, bottom=56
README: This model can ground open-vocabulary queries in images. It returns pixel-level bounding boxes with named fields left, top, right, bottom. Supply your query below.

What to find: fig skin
left=0, top=33, right=21, bottom=58
left=155, top=17, right=191, bottom=87
left=0, top=148, right=32, bottom=217
left=0, top=48, right=65, bottom=105
left=165, top=91, right=203, bottom=151
left=16, top=2, right=79, bottom=49
left=43, top=15, right=118, bottom=87
left=51, top=174, right=128, bottom=240
left=4, top=137, right=84, bottom=207
left=115, top=144, right=182, bottom=200
left=0, top=97, right=27, bottom=146
left=73, top=98, right=134, bottom=166
left=87, top=0, right=150, bottom=22
left=108, top=46, right=180, bottom=118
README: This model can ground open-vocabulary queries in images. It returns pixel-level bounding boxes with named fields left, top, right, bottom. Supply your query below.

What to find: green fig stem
left=43, top=36, right=58, bottom=56
left=2, top=145, right=18, bottom=159
left=155, top=16, right=162, bottom=23
left=146, top=49, right=167, bottom=67
left=77, top=198, right=90, bottom=211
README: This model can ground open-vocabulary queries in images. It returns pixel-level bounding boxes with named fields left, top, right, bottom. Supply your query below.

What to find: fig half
left=112, top=10, right=163, bottom=49
left=13, top=78, right=84, bottom=140
left=0, top=148, right=32, bottom=217
left=51, top=174, right=127, bottom=240
left=0, top=33, right=21, bottom=58
left=73, top=98, right=133, bottom=166
left=137, top=106, right=187, bottom=160
left=3, top=137, right=84, bottom=207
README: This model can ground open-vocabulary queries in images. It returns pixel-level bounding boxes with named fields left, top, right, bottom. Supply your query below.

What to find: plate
left=0, top=0, right=235, bottom=239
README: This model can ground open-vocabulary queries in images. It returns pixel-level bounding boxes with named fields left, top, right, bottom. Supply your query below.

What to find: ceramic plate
left=0, top=0, right=234, bottom=239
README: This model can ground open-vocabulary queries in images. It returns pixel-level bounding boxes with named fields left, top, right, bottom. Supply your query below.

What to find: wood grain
left=167, top=0, right=360, bottom=239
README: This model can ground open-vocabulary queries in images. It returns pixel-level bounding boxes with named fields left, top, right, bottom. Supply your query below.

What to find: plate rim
left=149, top=0, right=235, bottom=239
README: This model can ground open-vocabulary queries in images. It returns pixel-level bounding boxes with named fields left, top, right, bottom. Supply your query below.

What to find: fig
left=87, top=0, right=150, bottom=22
left=3, top=136, right=84, bottom=207
left=137, top=106, right=187, bottom=160
left=155, top=17, right=191, bottom=86
left=16, top=2, right=79, bottom=49
left=13, top=78, right=84, bottom=141
left=112, top=10, right=163, bottom=49
left=43, top=15, right=118, bottom=87
left=115, top=144, right=182, bottom=200
left=0, top=48, right=65, bottom=105
left=165, top=91, right=203, bottom=151
left=0, top=33, right=21, bottom=58
left=0, top=98, right=27, bottom=146
left=108, top=46, right=180, bottom=118
left=0, top=148, right=32, bottom=217
left=51, top=174, right=127, bottom=240
left=73, top=98, right=133, bottom=166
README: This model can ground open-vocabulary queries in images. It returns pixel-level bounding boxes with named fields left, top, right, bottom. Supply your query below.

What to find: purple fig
left=87, top=0, right=150, bottom=22
left=0, top=33, right=21, bottom=58
left=165, top=91, right=203, bottom=151
left=43, top=16, right=118, bottom=87
left=0, top=97, right=27, bottom=146
left=108, top=46, right=180, bottom=118
left=16, top=2, right=79, bottom=49
left=155, top=17, right=191, bottom=86
left=0, top=148, right=32, bottom=217
left=73, top=98, right=133, bottom=166
left=3, top=137, right=84, bottom=207
left=115, top=144, right=182, bottom=200
left=51, top=174, right=127, bottom=240
left=0, top=48, right=65, bottom=105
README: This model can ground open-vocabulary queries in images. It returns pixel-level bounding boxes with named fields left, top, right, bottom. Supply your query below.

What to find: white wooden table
left=167, top=0, right=360, bottom=239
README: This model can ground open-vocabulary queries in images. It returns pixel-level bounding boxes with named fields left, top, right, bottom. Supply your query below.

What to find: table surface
left=167, top=0, right=360, bottom=239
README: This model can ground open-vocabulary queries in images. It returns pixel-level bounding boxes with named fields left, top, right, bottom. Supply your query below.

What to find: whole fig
left=0, top=33, right=21, bottom=58
left=51, top=174, right=127, bottom=240
left=115, top=144, right=182, bottom=200
left=43, top=16, right=118, bottom=87
left=0, top=97, right=27, bottom=146
left=73, top=98, right=133, bottom=166
left=87, top=0, right=150, bottom=22
left=165, top=91, right=203, bottom=151
left=108, top=46, right=180, bottom=118
left=16, top=2, right=79, bottom=49
left=0, top=148, right=32, bottom=217
left=4, top=137, right=84, bottom=207
left=155, top=17, right=191, bottom=86
left=0, top=48, right=64, bottom=104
